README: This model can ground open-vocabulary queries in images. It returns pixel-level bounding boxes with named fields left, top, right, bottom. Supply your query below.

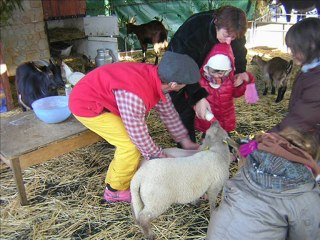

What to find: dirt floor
left=0, top=46, right=295, bottom=239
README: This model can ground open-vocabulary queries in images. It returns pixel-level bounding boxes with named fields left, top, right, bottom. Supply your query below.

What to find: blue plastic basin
left=31, top=96, right=71, bottom=124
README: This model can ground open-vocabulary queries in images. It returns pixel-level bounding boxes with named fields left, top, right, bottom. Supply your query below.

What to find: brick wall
left=0, top=0, right=50, bottom=76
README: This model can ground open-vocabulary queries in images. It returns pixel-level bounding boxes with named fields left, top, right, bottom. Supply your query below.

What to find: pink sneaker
left=104, top=188, right=131, bottom=203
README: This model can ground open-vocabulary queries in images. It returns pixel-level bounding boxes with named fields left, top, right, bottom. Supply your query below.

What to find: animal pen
left=0, top=0, right=316, bottom=239
left=0, top=49, right=297, bottom=239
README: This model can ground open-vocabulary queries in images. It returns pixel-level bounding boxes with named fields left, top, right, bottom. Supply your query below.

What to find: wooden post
left=0, top=42, right=14, bottom=111
left=11, top=157, right=29, bottom=205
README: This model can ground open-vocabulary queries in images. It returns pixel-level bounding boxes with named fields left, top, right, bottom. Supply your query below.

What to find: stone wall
left=0, top=0, right=50, bottom=76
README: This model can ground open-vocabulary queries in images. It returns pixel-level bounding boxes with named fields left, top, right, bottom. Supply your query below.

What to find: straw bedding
left=0, top=47, right=295, bottom=239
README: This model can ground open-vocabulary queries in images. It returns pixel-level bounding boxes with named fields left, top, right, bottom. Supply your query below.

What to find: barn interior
left=0, top=0, right=319, bottom=239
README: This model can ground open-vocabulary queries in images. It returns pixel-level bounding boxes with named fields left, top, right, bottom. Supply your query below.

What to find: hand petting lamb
left=130, top=121, right=234, bottom=240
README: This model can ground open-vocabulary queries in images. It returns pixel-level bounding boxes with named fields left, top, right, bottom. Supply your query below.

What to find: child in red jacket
left=194, top=43, right=258, bottom=137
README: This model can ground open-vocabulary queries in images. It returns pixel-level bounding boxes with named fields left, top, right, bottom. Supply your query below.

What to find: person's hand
left=179, top=137, right=200, bottom=150
left=234, top=72, right=249, bottom=87
left=194, top=98, right=211, bottom=120
left=151, top=151, right=169, bottom=159
left=159, top=150, right=170, bottom=158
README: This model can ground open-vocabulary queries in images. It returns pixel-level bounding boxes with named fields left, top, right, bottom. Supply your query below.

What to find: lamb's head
left=200, top=121, right=229, bottom=151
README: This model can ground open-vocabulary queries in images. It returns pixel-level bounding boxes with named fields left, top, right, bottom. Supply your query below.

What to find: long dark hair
left=285, top=18, right=320, bottom=65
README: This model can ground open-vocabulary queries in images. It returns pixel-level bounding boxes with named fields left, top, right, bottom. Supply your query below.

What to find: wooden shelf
left=47, top=27, right=86, bottom=43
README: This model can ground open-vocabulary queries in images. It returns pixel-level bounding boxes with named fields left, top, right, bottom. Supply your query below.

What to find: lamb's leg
left=207, top=184, right=223, bottom=213
left=138, top=210, right=156, bottom=240
left=270, top=77, right=275, bottom=95
left=153, top=45, right=160, bottom=65
left=131, top=203, right=138, bottom=223
left=141, top=44, right=147, bottom=63
left=18, top=94, right=28, bottom=111
left=191, top=198, right=201, bottom=207
left=154, top=55, right=159, bottom=65
left=263, top=74, right=272, bottom=96
left=21, top=105, right=27, bottom=112
left=263, top=83, right=268, bottom=96
left=275, top=86, right=287, bottom=103
left=142, top=50, right=146, bottom=63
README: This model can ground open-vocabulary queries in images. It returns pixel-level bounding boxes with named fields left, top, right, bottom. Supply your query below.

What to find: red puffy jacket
left=195, top=44, right=254, bottom=133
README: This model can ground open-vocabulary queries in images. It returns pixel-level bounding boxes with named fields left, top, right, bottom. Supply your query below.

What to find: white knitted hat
left=204, top=54, right=231, bottom=72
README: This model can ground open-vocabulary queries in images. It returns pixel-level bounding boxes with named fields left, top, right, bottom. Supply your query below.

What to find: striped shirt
left=114, top=90, right=188, bottom=159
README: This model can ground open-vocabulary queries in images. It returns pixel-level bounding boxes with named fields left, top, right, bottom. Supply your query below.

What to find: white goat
left=130, top=121, right=232, bottom=240
left=251, top=55, right=293, bottom=103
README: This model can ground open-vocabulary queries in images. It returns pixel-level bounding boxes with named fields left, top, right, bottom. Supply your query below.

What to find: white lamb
left=130, top=121, right=234, bottom=240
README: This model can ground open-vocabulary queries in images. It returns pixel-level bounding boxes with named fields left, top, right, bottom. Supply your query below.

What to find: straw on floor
left=0, top=47, right=294, bottom=239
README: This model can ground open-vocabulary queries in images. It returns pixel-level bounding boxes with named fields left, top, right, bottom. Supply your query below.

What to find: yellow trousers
left=74, top=113, right=141, bottom=190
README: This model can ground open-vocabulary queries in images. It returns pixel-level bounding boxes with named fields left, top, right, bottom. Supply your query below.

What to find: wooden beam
left=0, top=42, right=14, bottom=111
left=18, top=131, right=102, bottom=170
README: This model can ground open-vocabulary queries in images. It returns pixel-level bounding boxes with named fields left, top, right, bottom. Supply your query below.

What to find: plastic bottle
left=65, top=83, right=72, bottom=97
left=205, top=110, right=214, bottom=121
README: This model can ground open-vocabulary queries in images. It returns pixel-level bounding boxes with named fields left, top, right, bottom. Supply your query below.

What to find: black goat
left=275, top=0, right=320, bottom=22
left=15, top=59, right=64, bottom=111
left=127, top=19, right=168, bottom=65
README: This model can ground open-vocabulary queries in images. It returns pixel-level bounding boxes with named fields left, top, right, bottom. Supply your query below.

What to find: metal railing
left=247, top=11, right=319, bottom=49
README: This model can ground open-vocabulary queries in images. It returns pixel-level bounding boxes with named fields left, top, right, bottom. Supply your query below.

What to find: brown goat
left=251, top=55, right=293, bottom=103
left=127, top=19, right=168, bottom=65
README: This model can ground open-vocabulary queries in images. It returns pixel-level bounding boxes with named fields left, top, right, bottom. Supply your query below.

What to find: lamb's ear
left=225, top=137, right=239, bottom=150
left=224, top=137, right=244, bottom=164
